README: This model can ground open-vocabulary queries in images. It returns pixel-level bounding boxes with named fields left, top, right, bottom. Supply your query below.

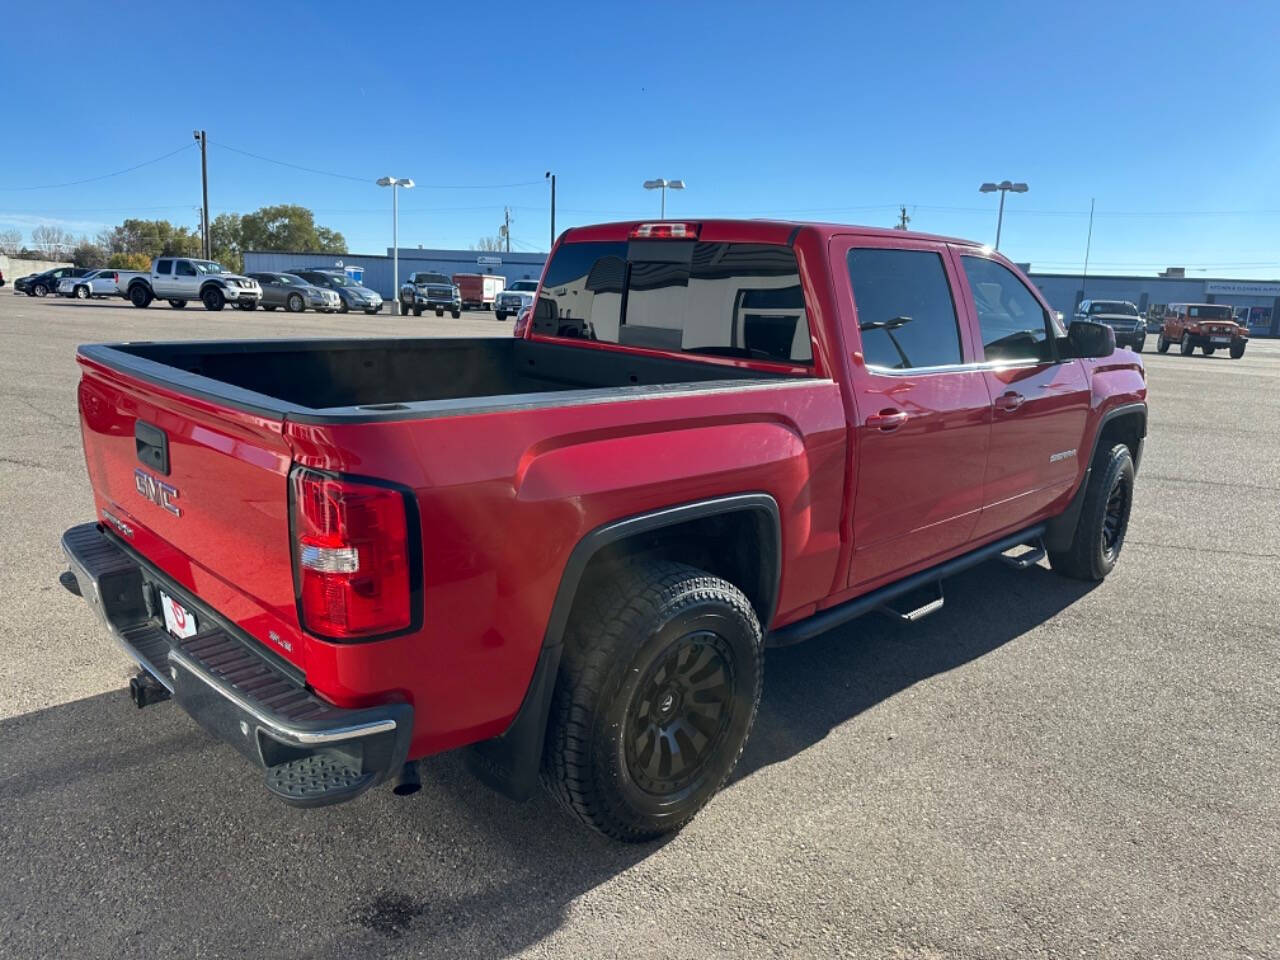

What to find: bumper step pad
left=61, top=522, right=412, bottom=807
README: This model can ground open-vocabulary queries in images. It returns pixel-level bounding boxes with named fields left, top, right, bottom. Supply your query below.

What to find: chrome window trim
left=864, top=358, right=1047, bottom=377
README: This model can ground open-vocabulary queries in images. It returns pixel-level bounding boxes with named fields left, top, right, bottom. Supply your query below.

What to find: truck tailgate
left=76, top=354, right=305, bottom=669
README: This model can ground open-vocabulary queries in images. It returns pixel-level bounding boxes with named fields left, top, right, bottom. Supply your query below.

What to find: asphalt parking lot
left=0, top=292, right=1276, bottom=959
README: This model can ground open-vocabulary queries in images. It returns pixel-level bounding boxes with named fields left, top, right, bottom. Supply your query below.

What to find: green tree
left=209, top=213, right=244, bottom=272
left=239, top=205, right=345, bottom=255
left=107, top=251, right=153, bottom=270
left=71, top=240, right=107, bottom=267
left=110, top=219, right=202, bottom=258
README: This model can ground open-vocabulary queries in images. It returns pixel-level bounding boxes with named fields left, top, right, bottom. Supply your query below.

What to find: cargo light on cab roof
left=629, top=222, right=700, bottom=240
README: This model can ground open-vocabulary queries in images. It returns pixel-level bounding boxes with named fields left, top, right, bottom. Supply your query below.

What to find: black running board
left=768, top=525, right=1046, bottom=646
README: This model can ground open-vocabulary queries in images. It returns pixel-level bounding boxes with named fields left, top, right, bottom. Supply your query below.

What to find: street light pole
left=377, top=176, right=415, bottom=315
left=978, top=180, right=1028, bottom=251
left=643, top=178, right=686, bottom=217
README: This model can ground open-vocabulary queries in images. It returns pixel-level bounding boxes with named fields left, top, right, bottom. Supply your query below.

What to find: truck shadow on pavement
left=0, top=561, right=1093, bottom=959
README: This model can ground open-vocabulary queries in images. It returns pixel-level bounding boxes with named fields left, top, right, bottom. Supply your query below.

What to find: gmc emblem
left=134, top=468, right=181, bottom=516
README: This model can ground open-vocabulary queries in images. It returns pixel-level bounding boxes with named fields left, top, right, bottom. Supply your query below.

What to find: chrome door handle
left=994, top=391, right=1025, bottom=412
left=867, top=409, right=909, bottom=431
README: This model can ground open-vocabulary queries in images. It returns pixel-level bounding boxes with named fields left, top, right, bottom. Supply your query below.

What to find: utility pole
left=895, top=205, right=911, bottom=231
left=501, top=206, right=512, bottom=253
left=545, top=171, right=556, bottom=250
left=193, top=130, right=209, bottom=258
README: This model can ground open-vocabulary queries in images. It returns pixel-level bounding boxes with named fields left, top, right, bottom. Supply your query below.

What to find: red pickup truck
left=62, top=219, right=1147, bottom=841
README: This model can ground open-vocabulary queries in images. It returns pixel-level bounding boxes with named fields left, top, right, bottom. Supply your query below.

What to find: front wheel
left=495, top=310, right=507, bottom=321
left=287, top=293, right=305, bottom=313
left=1179, top=333, right=1194, bottom=356
left=413, top=307, right=423, bottom=317
left=542, top=561, right=763, bottom=841
left=1049, top=443, right=1135, bottom=581
left=201, top=287, right=225, bottom=311
left=1156, top=334, right=1169, bottom=353
left=451, top=310, right=461, bottom=319
left=75, top=285, right=90, bottom=300
left=32, top=283, right=48, bottom=297
left=1230, top=341, right=1246, bottom=359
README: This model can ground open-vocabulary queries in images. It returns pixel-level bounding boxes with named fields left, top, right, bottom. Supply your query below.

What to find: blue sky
left=3, top=0, right=1279, bottom=276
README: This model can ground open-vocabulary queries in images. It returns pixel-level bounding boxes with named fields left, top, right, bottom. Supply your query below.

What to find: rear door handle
left=994, top=391, right=1025, bottom=412
left=866, top=409, right=909, bottom=431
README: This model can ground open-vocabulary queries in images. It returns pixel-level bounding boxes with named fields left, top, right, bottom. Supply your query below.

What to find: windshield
left=1089, top=301, right=1138, bottom=316
left=319, top=273, right=355, bottom=287
left=414, top=273, right=450, bottom=285
left=192, top=260, right=225, bottom=275
left=1188, top=305, right=1232, bottom=320
left=509, top=280, right=539, bottom=291
left=278, top=274, right=304, bottom=286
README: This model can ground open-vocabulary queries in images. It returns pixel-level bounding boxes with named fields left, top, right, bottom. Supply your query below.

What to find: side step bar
left=877, top=582, right=945, bottom=623
left=768, top=524, right=1046, bottom=646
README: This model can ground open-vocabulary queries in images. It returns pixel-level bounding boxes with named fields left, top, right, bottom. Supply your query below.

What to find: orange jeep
left=1157, top=303, right=1248, bottom=358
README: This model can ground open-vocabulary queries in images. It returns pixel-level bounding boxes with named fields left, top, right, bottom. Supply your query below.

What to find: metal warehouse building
left=243, top=248, right=548, bottom=301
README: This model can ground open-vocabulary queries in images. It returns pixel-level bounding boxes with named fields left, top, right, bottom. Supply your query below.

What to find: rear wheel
left=201, top=286, right=225, bottom=311
left=542, top=561, right=763, bottom=841
left=167, top=299, right=186, bottom=309
left=1179, top=333, right=1194, bottom=356
left=451, top=309, right=460, bottom=319
left=1049, top=443, right=1135, bottom=582
left=1156, top=334, right=1169, bottom=353
left=413, top=307, right=423, bottom=317
left=262, top=305, right=277, bottom=311
left=1202, top=345, right=1216, bottom=356
left=1230, top=340, right=1246, bottom=359
left=129, top=285, right=153, bottom=308
left=287, top=293, right=305, bottom=313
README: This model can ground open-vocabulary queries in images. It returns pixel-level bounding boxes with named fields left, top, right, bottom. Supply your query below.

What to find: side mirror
left=1064, top=319, right=1115, bottom=359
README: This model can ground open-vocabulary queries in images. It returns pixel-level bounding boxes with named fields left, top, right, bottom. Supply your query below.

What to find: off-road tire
left=1202, top=346, right=1215, bottom=356
left=287, top=293, right=304, bottom=313
left=1179, top=333, right=1194, bottom=356
left=1156, top=334, right=1169, bottom=353
left=1049, top=443, right=1135, bottom=581
left=201, top=286, right=225, bottom=311
left=542, top=561, right=763, bottom=842
left=1230, top=341, right=1246, bottom=359
left=129, top=285, right=153, bottom=308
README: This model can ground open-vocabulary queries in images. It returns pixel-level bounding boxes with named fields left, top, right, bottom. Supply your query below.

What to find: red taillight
left=290, top=468, right=414, bottom=639
left=629, top=221, right=700, bottom=239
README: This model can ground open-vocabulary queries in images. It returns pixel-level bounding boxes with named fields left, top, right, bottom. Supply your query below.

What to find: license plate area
left=160, top=590, right=198, bottom=639
left=1211, top=337, right=1230, bottom=345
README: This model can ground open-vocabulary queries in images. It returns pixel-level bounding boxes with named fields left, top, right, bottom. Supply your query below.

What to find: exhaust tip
left=391, top=761, right=421, bottom=797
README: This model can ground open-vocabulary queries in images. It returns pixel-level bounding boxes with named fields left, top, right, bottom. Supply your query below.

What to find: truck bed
left=81, top=337, right=800, bottom=422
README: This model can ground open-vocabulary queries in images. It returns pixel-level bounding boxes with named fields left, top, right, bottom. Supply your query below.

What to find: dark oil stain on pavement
left=349, top=892, right=428, bottom=938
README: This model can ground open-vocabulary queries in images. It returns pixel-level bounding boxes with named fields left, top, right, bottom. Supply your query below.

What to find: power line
left=208, top=140, right=546, bottom=190
left=0, top=143, right=196, bottom=191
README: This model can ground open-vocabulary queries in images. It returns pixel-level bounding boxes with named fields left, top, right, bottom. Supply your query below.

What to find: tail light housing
left=289, top=468, right=419, bottom=640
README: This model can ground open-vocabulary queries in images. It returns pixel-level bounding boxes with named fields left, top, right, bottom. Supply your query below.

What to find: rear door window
left=155, top=260, right=172, bottom=275
left=533, top=240, right=812, bottom=365
left=960, top=256, right=1055, bottom=363
left=846, top=248, right=962, bottom=370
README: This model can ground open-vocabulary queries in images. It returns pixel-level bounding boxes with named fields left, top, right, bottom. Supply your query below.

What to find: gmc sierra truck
left=61, top=219, right=1147, bottom=841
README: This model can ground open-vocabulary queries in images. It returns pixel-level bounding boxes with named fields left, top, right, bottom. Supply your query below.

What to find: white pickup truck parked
left=117, top=257, right=261, bottom=311
left=493, top=278, right=540, bottom=321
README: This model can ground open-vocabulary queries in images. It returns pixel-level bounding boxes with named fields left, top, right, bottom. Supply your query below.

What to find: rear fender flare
left=465, top=493, right=781, bottom=799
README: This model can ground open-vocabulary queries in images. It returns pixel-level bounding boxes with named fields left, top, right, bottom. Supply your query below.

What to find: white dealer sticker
left=160, top=591, right=198, bottom=639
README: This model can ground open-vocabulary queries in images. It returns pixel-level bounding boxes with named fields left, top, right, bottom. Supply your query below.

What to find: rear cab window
left=532, top=239, right=814, bottom=368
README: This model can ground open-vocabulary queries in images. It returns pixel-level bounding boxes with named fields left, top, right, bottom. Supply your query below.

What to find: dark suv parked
left=18, top=267, right=90, bottom=297
left=1074, top=299, right=1145, bottom=351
